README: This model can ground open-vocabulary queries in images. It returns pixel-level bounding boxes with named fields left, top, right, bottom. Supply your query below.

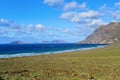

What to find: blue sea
left=0, top=43, right=108, bottom=58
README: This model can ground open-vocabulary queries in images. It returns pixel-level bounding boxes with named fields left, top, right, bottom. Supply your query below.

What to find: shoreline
left=0, top=45, right=107, bottom=59
left=0, top=42, right=120, bottom=80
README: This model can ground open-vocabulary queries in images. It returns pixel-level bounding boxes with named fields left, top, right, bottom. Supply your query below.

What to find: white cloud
left=0, top=29, right=6, bottom=34
left=44, top=0, right=64, bottom=6
left=99, top=4, right=107, bottom=11
left=0, top=19, right=18, bottom=27
left=88, top=19, right=104, bottom=27
left=113, top=2, right=120, bottom=20
left=0, top=19, right=10, bottom=26
left=79, top=2, right=87, bottom=9
left=60, top=10, right=102, bottom=23
left=115, top=1, right=120, bottom=7
left=60, top=11, right=78, bottom=22
left=61, top=29, right=70, bottom=33
left=79, top=10, right=102, bottom=18
left=112, top=11, right=120, bottom=20
left=63, top=1, right=87, bottom=11
left=27, top=24, right=44, bottom=33
left=0, top=19, right=76, bottom=39
left=35, top=24, right=44, bottom=30
left=64, top=1, right=78, bottom=11
left=0, top=19, right=46, bottom=38
left=60, top=10, right=105, bottom=30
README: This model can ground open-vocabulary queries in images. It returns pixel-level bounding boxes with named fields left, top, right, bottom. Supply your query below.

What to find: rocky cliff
left=80, top=22, right=120, bottom=44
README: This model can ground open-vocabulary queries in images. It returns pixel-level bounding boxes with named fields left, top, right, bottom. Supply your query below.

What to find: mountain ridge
left=80, top=22, right=120, bottom=44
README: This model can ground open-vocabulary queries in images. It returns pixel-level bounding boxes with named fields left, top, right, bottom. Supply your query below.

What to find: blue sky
left=0, top=0, right=120, bottom=43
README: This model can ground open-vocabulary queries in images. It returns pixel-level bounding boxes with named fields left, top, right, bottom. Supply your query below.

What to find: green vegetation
left=0, top=43, right=120, bottom=80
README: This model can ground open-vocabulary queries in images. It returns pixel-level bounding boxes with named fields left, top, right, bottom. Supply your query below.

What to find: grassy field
left=0, top=43, right=120, bottom=80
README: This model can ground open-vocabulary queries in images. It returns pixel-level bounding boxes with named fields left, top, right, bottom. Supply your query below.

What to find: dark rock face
left=80, top=22, right=120, bottom=44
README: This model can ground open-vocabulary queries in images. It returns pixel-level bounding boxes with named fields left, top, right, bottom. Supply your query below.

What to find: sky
left=0, top=0, right=120, bottom=43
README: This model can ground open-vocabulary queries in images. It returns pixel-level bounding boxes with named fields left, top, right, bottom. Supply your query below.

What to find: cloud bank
left=0, top=19, right=76, bottom=41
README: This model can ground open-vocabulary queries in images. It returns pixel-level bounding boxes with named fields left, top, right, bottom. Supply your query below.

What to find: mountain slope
left=80, top=22, right=120, bottom=44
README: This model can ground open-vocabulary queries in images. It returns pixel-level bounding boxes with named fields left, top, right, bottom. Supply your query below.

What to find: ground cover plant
left=0, top=42, right=120, bottom=80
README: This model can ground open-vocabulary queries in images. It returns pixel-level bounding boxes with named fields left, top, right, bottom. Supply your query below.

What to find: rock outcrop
left=80, top=22, right=120, bottom=44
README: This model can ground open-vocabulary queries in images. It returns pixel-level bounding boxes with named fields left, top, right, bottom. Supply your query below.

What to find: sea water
left=0, top=43, right=108, bottom=58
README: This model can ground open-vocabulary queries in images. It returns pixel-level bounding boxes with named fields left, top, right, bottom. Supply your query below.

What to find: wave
left=0, top=45, right=107, bottom=58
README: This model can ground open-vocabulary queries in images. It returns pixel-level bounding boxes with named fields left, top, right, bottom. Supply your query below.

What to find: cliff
left=80, top=22, right=120, bottom=44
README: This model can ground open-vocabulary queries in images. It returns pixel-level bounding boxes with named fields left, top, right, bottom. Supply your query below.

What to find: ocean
left=0, top=43, right=108, bottom=58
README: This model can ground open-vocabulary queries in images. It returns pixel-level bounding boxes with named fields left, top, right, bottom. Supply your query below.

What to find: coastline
left=0, top=43, right=120, bottom=80
left=0, top=44, right=107, bottom=58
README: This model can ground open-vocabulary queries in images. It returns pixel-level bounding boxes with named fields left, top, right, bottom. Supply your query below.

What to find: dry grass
left=0, top=43, right=120, bottom=80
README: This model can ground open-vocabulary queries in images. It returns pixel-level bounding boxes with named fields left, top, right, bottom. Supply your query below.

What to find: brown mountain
left=80, top=22, right=120, bottom=44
